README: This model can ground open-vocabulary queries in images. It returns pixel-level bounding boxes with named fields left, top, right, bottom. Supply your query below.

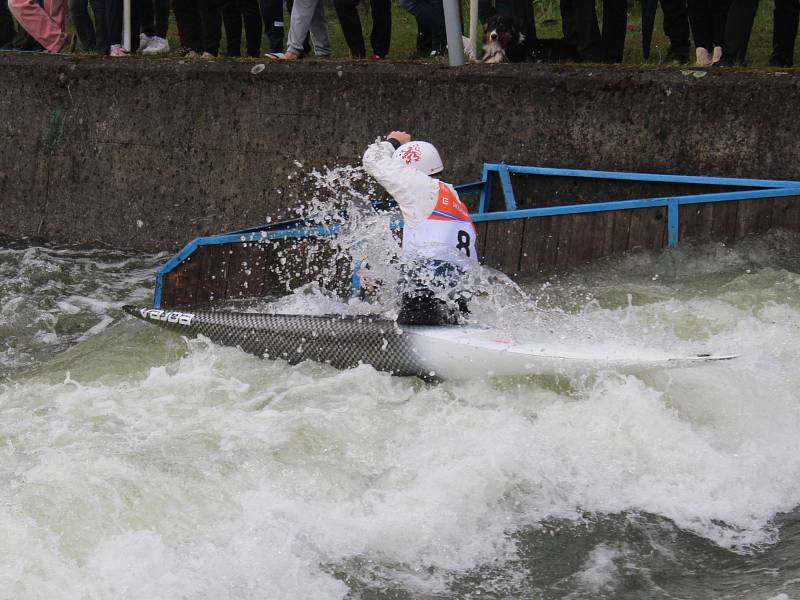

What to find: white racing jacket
left=362, top=140, right=478, bottom=269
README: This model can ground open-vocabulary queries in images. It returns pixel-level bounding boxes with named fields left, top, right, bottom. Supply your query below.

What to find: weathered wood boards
left=479, top=173, right=800, bottom=275
left=161, top=237, right=352, bottom=308
left=159, top=174, right=800, bottom=308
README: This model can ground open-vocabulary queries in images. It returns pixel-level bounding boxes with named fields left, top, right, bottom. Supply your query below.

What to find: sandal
left=265, top=51, right=300, bottom=60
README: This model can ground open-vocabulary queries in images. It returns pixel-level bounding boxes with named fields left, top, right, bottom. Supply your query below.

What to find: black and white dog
left=479, top=6, right=580, bottom=63
left=480, top=14, right=530, bottom=63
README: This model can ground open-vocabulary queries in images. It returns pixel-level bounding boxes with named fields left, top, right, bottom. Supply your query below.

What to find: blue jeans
left=399, top=0, right=445, bottom=51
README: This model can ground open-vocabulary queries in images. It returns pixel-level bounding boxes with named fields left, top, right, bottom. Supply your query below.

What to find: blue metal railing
left=473, top=164, right=800, bottom=247
left=153, top=164, right=800, bottom=308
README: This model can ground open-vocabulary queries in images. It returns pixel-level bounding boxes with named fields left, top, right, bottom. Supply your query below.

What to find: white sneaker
left=140, top=33, right=154, bottom=50
left=695, top=46, right=712, bottom=66
left=712, top=46, right=722, bottom=64
left=142, top=36, right=169, bottom=54
left=201, top=51, right=216, bottom=58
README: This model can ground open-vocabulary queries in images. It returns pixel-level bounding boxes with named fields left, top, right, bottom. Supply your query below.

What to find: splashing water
left=2, top=221, right=800, bottom=599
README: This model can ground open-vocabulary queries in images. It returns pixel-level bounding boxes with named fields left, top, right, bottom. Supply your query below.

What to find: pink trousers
left=7, top=0, right=68, bottom=52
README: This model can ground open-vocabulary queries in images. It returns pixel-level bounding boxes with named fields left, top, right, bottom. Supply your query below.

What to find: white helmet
left=392, top=141, right=444, bottom=175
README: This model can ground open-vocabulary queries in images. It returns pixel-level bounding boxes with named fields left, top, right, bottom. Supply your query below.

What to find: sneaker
left=140, top=33, right=153, bottom=50
left=142, top=36, right=169, bottom=54
left=200, top=51, right=216, bottom=58
left=370, top=53, right=384, bottom=60
left=109, top=44, right=130, bottom=57
left=695, top=46, right=712, bottom=66
left=712, top=46, right=722, bottom=64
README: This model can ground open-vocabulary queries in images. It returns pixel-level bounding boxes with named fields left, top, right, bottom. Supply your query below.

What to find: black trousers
left=173, top=0, right=225, bottom=53
left=1, top=0, right=17, bottom=45
left=660, top=0, right=691, bottom=53
left=407, top=0, right=447, bottom=51
left=720, top=0, right=757, bottom=63
left=688, top=0, right=730, bottom=50
left=333, top=0, right=391, bottom=57
left=560, top=0, right=627, bottom=61
left=258, top=0, right=299, bottom=52
left=141, top=0, right=170, bottom=37
left=69, top=0, right=109, bottom=51
left=173, top=0, right=201, bottom=49
left=107, top=0, right=141, bottom=48
left=772, top=0, right=799, bottom=65
left=199, top=0, right=225, bottom=54
left=222, top=0, right=262, bottom=55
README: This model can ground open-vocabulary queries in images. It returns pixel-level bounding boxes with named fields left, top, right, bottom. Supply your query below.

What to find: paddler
left=362, top=130, right=478, bottom=326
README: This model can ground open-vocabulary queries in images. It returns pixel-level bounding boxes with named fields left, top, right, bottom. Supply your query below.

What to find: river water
left=2, top=230, right=800, bottom=599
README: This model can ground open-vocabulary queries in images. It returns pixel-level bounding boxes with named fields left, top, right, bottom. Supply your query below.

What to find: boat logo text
left=140, top=308, right=195, bottom=325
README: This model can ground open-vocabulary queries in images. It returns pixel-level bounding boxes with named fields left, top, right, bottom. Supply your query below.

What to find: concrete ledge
left=1, top=53, right=799, bottom=251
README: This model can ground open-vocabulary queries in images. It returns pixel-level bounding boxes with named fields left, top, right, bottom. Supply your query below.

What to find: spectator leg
left=285, top=0, right=314, bottom=53
left=566, top=0, right=602, bottom=61
left=416, top=18, right=431, bottom=53
left=239, top=0, right=260, bottom=55
left=660, top=0, right=691, bottom=56
left=106, top=0, right=140, bottom=48
left=141, top=0, right=153, bottom=34
left=560, top=0, right=575, bottom=45
left=258, top=0, right=284, bottom=50
left=369, top=0, right=390, bottom=56
left=687, top=0, right=713, bottom=50
left=771, top=0, right=798, bottom=65
left=477, top=0, right=492, bottom=22
left=68, top=0, right=97, bottom=50
left=307, top=0, right=329, bottom=55
left=601, top=0, right=627, bottom=61
left=9, top=0, right=68, bottom=50
left=710, top=0, right=730, bottom=46
left=89, top=0, right=108, bottom=51
left=173, top=0, right=203, bottom=49
left=404, top=0, right=445, bottom=52
left=511, top=0, right=535, bottom=42
left=222, top=0, right=242, bottom=54
left=198, top=0, right=223, bottom=53
left=334, top=0, right=365, bottom=57
left=1, top=0, right=15, bottom=46
left=721, top=0, right=757, bottom=62
left=154, top=0, right=167, bottom=34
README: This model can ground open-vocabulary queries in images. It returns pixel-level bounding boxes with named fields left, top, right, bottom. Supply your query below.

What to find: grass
left=69, top=0, right=794, bottom=67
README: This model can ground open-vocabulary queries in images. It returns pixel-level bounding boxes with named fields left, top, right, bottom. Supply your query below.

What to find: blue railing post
left=667, top=198, right=680, bottom=246
left=498, top=162, right=518, bottom=210
left=479, top=163, right=492, bottom=214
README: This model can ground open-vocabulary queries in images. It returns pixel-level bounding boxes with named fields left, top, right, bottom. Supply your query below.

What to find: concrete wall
left=2, top=53, right=800, bottom=252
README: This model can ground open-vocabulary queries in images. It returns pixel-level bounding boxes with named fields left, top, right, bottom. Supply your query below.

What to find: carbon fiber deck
left=123, top=305, right=429, bottom=378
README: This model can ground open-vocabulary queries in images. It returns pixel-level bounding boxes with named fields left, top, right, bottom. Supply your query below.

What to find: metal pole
left=442, top=0, right=464, bottom=66
left=123, top=0, right=131, bottom=51
left=468, top=0, right=479, bottom=60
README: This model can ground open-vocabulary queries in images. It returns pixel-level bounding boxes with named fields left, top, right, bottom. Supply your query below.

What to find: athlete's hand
left=386, top=131, right=411, bottom=145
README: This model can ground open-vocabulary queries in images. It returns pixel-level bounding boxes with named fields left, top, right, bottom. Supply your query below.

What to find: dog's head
left=483, top=14, right=523, bottom=50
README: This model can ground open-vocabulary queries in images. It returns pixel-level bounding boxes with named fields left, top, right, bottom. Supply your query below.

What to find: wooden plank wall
left=160, top=177, right=800, bottom=308
left=479, top=173, right=800, bottom=275
left=161, top=237, right=352, bottom=308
